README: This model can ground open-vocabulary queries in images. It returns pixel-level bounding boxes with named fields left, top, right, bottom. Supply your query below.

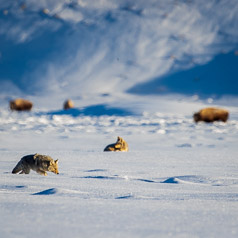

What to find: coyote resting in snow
left=12, top=153, right=59, bottom=176
left=104, top=136, right=129, bottom=152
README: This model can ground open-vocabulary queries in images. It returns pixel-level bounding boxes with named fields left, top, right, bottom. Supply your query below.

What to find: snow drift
left=1, top=0, right=238, bottom=101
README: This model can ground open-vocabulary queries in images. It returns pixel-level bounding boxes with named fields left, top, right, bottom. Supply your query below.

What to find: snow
left=1, top=0, right=238, bottom=99
left=1, top=0, right=238, bottom=237
left=0, top=99, right=238, bottom=237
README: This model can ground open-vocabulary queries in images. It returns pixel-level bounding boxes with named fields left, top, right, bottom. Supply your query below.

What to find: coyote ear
left=117, top=136, right=121, bottom=141
left=55, top=159, right=58, bottom=164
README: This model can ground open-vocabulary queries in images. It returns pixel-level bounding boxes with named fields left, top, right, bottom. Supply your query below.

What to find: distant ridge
left=128, top=52, right=238, bottom=98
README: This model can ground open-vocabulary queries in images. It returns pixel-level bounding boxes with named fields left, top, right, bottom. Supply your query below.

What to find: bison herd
left=9, top=98, right=229, bottom=123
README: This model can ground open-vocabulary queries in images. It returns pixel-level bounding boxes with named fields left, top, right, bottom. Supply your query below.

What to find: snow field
left=0, top=105, right=238, bottom=237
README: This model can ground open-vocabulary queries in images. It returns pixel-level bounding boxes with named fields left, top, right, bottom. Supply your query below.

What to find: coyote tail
left=12, top=161, right=23, bottom=174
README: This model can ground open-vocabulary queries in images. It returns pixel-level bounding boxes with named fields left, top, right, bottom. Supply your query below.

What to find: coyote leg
left=36, top=169, right=47, bottom=176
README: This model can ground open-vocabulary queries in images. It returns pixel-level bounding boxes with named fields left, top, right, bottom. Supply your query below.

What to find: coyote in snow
left=104, top=136, right=129, bottom=152
left=12, top=153, right=59, bottom=176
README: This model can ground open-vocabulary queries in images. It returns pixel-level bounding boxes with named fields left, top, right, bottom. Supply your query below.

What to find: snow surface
left=1, top=0, right=238, bottom=100
left=1, top=0, right=238, bottom=237
left=0, top=99, right=238, bottom=238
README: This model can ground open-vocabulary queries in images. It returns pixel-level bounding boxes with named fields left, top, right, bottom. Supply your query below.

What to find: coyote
left=104, top=136, right=129, bottom=152
left=193, top=107, right=229, bottom=123
left=12, top=153, right=59, bottom=176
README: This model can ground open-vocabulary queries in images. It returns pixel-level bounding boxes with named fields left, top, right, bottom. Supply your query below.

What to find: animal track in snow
left=161, top=175, right=238, bottom=186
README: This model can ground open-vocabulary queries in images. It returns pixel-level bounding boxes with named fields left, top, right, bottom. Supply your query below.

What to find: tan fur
left=10, top=98, right=33, bottom=111
left=63, top=99, right=74, bottom=110
left=193, top=107, right=229, bottom=123
left=104, top=136, right=129, bottom=152
left=12, top=153, right=59, bottom=176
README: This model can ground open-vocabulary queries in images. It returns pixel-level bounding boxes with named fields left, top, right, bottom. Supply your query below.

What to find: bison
left=63, top=99, right=74, bottom=110
left=10, top=98, right=33, bottom=111
left=193, top=107, right=229, bottom=123
left=104, top=136, right=129, bottom=152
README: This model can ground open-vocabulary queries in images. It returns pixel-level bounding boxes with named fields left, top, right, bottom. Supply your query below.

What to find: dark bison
left=10, top=98, right=33, bottom=111
left=193, top=107, right=229, bottom=123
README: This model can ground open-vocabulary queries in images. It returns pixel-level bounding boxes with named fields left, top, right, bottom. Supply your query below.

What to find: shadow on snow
left=45, top=104, right=133, bottom=117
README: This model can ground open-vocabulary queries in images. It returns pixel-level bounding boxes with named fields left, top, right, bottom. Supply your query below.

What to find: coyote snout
left=12, top=153, right=59, bottom=176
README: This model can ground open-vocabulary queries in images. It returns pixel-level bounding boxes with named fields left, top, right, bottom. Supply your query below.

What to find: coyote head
left=48, top=159, right=59, bottom=174
left=114, top=136, right=128, bottom=151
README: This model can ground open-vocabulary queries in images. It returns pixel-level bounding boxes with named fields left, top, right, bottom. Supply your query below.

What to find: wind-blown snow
left=1, top=0, right=238, bottom=99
